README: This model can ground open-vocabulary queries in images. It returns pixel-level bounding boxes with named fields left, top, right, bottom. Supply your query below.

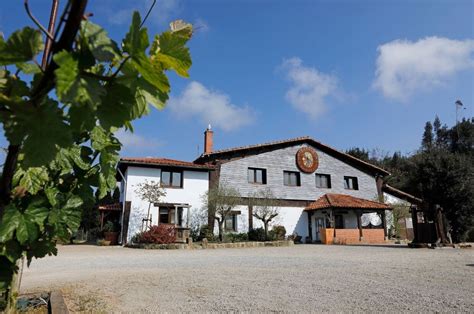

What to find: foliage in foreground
left=0, top=2, right=192, bottom=299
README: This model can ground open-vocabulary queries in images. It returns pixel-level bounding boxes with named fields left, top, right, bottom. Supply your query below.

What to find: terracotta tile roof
left=195, top=137, right=390, bottom=176
left=98, top=203, right=122, bottom=211
left=305, top=194, right=391, bottom=211
left=119, top=157, right=214, bottom=170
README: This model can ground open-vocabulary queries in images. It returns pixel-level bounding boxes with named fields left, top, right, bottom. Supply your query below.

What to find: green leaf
left=81, top=21, right=120, bottom=62
left=131, top=54, right=170, bottom=93
left=64, top=195, right=83, bottom=210
left=15, top=167, right=49, bottom=194
left=68, top=104, right=96, bottom=133
left=25, top=202, right=49, bottom=228
left=19, top=99, right=72, bottom=167
left=53, top=50, right=105, bottom=105
left=68, top=146, right=91, bottom=170
left=97, top=82, right=135, bottom=129
left=151, top=30, right=192, bottom=77
left=16, top=62, right=41, bottom=74
left=0, top=205, right=21, bottom=242
left=123, top=11, right=148, bottom=56
left=136, top=77, right=168, bottom=110
left=16, top=215, right=38, bottom=245
left=0, top=27, right=43, bottom=65
left=45, top=187, right=59, bottom=207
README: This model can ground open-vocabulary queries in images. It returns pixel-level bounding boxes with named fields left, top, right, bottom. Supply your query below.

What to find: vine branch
left=24, top=0, right=55, bottom=40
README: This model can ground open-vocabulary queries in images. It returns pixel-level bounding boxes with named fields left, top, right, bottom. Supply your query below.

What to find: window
left=224, top=214, right=237, bottom=232
left=161, top=170, right=183, bottom=188
left=159, top=207, right=183, bottom=225
left=248, top=168, right=267, bottom=184
left=283, top=171, right=301, bottom=186
left=159, top=207, right=170, bottom=224
left=344, top=176, right=359, bottom=190
left=315, top=173, right=331, bottom=188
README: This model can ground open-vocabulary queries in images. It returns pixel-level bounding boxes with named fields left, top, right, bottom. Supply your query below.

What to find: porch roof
left=304, top=194, right=391, bottom=211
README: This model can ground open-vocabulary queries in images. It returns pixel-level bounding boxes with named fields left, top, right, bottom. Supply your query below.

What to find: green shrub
left=269, top=225, right=286, bottom=240
left=197, top=225, right=216, bottom=242
left=225, top=232, right=248, bottom=243
left=248, top=228, right=266, bottom=241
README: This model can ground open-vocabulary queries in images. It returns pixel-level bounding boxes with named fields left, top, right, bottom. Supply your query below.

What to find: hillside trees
left=0, top=0, right=193, bottom=307
left=346, top=116, right=474, bottom=242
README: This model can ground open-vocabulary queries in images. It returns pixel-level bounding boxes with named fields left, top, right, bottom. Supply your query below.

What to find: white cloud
left=280, top=57, right=338, bottom=119
left=373, top=36, right=474, bottom=101
left=194, top=18, right=210, bottom=33
left=115, top=129, right=162, bottom=155
left=168, top=81, right=255, bottom=131
left=108, top=0, right=180, bottom=26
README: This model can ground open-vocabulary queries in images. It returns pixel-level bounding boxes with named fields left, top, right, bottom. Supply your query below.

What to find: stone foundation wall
left=126, top=240, right=295, bottom=250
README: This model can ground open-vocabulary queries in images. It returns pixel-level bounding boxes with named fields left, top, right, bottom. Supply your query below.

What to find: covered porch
left=305, top=194, right=391, bottom=245
left=153, top=202, right=192, bottom=243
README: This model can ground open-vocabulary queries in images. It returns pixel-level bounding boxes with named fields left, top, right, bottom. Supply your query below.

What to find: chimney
left=204, top=124, right=213, bottom=154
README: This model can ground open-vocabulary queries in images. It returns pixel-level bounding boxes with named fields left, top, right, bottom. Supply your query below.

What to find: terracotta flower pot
left=104, top=232, right=119, bottom=245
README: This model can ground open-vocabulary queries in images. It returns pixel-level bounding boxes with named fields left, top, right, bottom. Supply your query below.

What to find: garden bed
left=126, top=240, right=294, bottom=250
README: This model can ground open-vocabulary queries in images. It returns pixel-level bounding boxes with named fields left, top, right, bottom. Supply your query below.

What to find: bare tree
left=135, top=180, right=166, bottom=230
left=203, top=184, right=241, bottom=241
left=251, top=188, right=280, bottom=240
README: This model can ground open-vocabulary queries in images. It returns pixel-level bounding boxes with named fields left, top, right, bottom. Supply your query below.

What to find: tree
left=346, top=147, right=370, bottom=161
left=0, top=1, right=192, bottom=308
left=134, top=180, right=166, bottom=230
left=203, top=185, right=241, bottom=242
left=421, top=121, right=433, bottom=150
left=251, top=189, right=280, bottom=240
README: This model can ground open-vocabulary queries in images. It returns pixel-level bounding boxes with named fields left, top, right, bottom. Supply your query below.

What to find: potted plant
left=103, top=221, right=120, bottom=245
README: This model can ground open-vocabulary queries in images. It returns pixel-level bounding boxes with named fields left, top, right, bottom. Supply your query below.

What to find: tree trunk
left=264, top=221, right=269, bottom=241
left=218, top=221, right=224, bottom=242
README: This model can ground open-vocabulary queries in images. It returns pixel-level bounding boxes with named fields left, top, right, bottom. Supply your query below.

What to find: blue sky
left=1, top=0, right=473, bottom=162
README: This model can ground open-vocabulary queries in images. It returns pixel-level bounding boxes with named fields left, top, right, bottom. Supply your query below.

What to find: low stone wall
left=126, top=240, right=295, bottom=250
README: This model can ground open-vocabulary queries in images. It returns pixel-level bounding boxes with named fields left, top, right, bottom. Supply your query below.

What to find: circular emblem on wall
left=296, top=147, right=319, bottom=173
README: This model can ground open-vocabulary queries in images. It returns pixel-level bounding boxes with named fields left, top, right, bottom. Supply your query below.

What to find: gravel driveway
left=20, top=244, right=474, bottom=312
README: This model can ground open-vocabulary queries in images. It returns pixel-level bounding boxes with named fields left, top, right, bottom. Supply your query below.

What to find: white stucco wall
left=123, top=166, right=209, bottom=242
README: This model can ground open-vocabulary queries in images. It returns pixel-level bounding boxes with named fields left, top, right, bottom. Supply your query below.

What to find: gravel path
left=21, top=244, right=474, bottom=312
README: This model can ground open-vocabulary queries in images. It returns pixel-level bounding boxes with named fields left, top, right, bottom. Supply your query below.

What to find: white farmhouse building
left=115, top=127, right=419, bottom=244
left=117, top=158, right=212, bottom=243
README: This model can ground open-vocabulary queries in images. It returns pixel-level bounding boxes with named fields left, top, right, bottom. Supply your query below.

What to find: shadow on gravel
left=466, top=264, right=474, bottom=267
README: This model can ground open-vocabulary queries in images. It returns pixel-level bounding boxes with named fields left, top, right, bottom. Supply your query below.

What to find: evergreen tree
left=421, top=121, right=433, bottom=150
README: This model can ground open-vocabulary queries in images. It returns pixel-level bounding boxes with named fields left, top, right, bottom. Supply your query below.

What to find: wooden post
left=332, top=209, right=336, bottom=239
left=357, top=210, right=363, bottom=241
left=381, top=210, right=387, bottom=240
left=121, top=201, right=132, bottom=244
left=410, top=205, right=419, bottom=243
left=307, top=211, right=313, bottom=242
